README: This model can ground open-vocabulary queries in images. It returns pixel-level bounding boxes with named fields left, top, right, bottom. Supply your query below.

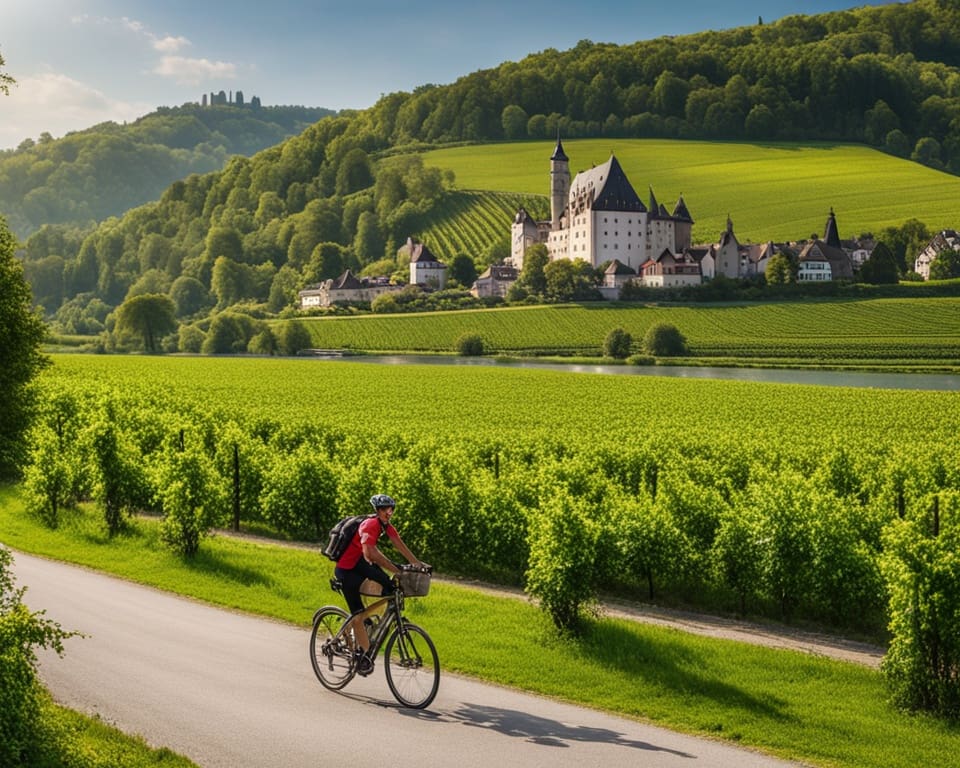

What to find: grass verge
left=2, top=486, right=958, bottom=768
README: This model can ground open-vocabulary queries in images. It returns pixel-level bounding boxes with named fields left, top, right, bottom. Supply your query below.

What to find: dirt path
left=218, top=527, right=885, bottom=669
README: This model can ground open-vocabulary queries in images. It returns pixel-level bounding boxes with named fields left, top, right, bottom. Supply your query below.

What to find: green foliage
left=89, top=414, right=147, bottom=537
left=0, top=103, right=334, bottom=240
left=642, top=322, right=688, bottom=356
left=277, top=319, right=313, bottom=355
left=0, top=546, right=75, bottom=766
left=23, top=425, right=74, bottom=528
left=455, top=332, right=485, bottom=356
left=113, top=293, right=178, bottom=352
left=153, top=441, right=227, bottom=557
left=0, top=215, right=50, bottom=479
left=860, top=241, right=901, bottom=284
left=603, top=327, right=632, bottom=358
left=260, top=445, right=338, bottom=539
left=525, top=490, right=601, bottom=634
left=882, top=492, right=960, bottom=720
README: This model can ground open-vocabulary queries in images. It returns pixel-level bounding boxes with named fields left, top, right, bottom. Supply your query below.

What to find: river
left=314, top=354, right=960, bottom=391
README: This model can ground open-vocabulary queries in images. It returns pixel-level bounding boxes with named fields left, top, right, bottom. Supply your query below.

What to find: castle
left=510, top=138, right=696, bottom=280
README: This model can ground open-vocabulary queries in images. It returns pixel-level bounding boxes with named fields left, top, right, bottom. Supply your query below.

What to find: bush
left=603, top=327, right=632, bottom=359
left=456, top=332, right=485, bottom=356
left=277, top=320, right=312, bottom=355
left=153, top=441, right=227, bottom=557
left=643, top=322, right=688, bottom=356
left=525, top=490, right=600, bottom=634
left=0, top=546, right=74, bottom=766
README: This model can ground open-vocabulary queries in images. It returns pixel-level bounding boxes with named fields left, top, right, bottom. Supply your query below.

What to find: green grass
left=422, top=138, right=960, bottom=243
left=3, top=488, right=958, bottom=768
left=296, top=298, right=960, bottom=369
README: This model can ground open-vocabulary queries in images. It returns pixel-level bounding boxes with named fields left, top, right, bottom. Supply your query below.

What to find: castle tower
left=550, top=134, right=570, bottom=231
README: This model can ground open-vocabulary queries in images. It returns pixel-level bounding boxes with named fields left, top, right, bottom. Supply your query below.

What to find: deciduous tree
left=0, top=215, right=49, bottom=478
left=113, top=293, right=177, bottom=352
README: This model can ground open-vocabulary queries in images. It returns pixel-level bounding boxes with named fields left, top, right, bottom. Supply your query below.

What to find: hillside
left=0, top=102, right=335, bottom=239
left=12, top=0, right=960, bottom=343
left=422, top=139, right=960, bottom=244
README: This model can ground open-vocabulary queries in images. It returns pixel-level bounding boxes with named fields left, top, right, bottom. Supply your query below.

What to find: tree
left=278, top=320, right=312, bottom=355
left=643, top=322, right=688, bottom=356
left=0, top=215, right=50, bottom=478
left=169, top=275, right=212, bottom=317
left=335, top=148, right=374, bottom=196
left=765, top=253, right=796, bottom=284
left=455, top=332, right=484, bottom=356
left=0, top=50, right=14, bottom=95
left=113, top=293, right=177, bottom=352
left=929, top=249, right=960, bottom=280
left=603, top=327, right=632, bottom=359
left=859, top=241, right=900, bottom=284
left=518, top=244, right=549, bottom=295
left=501, top=104, right=529, bottom=139
left=1, top=546, right=75, bottom=766
left=448, top=253, right=477, bottom=287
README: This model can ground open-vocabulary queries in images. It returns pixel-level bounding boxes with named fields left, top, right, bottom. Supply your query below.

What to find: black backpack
left=321, top=513, right=379, bottom=562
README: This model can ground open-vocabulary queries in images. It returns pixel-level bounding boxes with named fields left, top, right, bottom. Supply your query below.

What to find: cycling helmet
left=370, top=493, right=397, bottom=510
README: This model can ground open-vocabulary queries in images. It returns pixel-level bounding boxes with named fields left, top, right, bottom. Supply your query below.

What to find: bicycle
left=309, top=564, right=440, bottom=709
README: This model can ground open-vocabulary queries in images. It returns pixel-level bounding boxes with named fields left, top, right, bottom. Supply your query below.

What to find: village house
left=915, top=229, right=960, bottom=279
left=471, top=264, right=518, bottom=298
left=298, top=269, right=400, bottom=308
left=407, top=237, right=448, bottom=289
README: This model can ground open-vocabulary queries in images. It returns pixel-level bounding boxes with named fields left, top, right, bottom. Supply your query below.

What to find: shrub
left=153, top=441, right=227, bottom=557
left=525, top=490, right=600, bottom=634
left=277, top=320, right=312, bottom=355
left=603, top=327, right=632, bottom=359
left=643, top=322, right=688, bottom=356
left=0, top=546, right=74, bottom=766
left=456, top=332, right=485, bottom=356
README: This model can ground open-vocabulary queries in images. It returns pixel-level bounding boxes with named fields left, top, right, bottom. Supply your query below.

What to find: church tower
left=550, top=134, right=570, bottom=231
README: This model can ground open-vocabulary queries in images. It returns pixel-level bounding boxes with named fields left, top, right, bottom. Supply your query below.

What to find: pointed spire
left=551, top=129, right=568, bottom=162
left=648, top=186, right=659, bottom=214
left=823, top=207, right=841, bottom=248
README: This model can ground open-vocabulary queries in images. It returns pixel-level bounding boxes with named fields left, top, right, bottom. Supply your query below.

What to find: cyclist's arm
left=386, top=529, right=426, bottom=568
left=362, top=540, right=401, bottom=574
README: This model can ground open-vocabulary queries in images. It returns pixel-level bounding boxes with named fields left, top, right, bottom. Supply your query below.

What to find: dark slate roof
left=648, top=186, right=659, bottom=215
left=514, top=207, right=532, bottom=224
left=672, top=195, right=693, bottom=223
left=409, top=238, right=442, bottom=264
left=551, top=136, right=568, bottom=162
left=587, top=155, right=646, bottom=212
left=823, top=208, right=841, bottom=249
left=605, top=258, right=636, bottom=275
left=334, top=269, right=362, bottom=290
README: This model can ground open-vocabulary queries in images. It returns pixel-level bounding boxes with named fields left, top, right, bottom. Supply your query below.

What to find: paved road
left=14, top=551, right=801, bottom=768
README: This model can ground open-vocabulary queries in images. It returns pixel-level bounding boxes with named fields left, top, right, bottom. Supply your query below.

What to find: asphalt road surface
left=14, top=551, right=802, bottom=768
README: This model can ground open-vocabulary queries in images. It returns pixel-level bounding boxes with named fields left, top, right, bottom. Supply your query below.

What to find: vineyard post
left=232, top=443, right=240, bottom=532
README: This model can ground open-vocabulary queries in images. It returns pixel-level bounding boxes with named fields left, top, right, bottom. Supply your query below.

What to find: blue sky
left=1, top=1, right=890, bottom=150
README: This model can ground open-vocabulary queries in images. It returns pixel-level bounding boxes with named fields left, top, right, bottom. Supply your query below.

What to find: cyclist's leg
left=335, top=566, right=370, bottom=651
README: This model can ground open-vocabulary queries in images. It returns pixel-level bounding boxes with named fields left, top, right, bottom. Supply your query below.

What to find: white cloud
left=0, top=72, right=152, bottom=150
left=153, top=56, right=237, bottom=86
left=153, top=35, right=191, bottom=54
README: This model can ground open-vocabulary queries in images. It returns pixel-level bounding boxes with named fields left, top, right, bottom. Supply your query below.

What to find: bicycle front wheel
left=384, top=621, right=439, bottom=709
left=309, top=606, right=355, bottom=690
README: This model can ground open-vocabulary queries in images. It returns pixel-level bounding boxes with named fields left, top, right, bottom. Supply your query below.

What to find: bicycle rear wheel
left=309, top=606, right=355, bottom=690
left=384, top=621, right=439, bottom=709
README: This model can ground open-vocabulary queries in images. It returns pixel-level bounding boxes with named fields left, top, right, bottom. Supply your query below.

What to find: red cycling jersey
left=336, top=516, right=398, bottom=570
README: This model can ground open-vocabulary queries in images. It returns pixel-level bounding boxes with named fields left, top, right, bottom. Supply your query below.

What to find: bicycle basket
left=398, top=569, right=431, bottom=597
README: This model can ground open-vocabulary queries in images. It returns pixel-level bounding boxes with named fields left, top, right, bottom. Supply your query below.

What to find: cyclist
left=334, top=494, right=427, bottom=675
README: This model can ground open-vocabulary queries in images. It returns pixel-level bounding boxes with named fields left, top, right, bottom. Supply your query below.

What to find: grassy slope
left=421, top=138, right=960, bottom=243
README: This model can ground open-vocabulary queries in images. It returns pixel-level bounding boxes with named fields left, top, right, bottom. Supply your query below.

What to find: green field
left=297, top=298, right=960, bottom=369
left=422, top=139, right=960, bottom=243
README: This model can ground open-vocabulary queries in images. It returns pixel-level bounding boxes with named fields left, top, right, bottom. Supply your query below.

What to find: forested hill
left=0, top=102, right=335, bottom=238
left=16, top=0, right=960, bottom=342
left=359, top=0, right=960, bottom=163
